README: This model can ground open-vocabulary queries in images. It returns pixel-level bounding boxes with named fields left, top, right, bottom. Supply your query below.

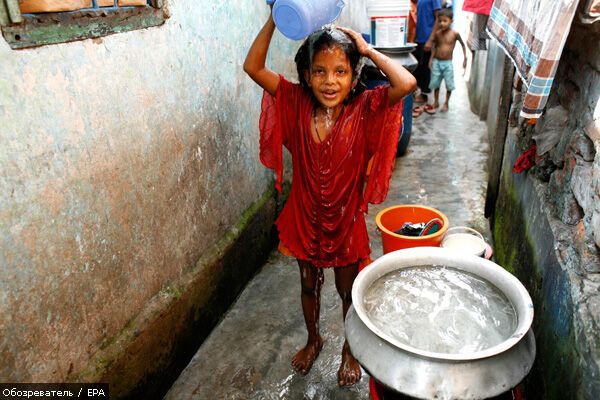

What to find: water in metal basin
left=363, top=265, right=517, bottom=354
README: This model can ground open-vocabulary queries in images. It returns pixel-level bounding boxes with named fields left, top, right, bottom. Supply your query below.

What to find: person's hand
left=424, top=40, right=432, bottom=52
left=338, top=27, right=372, bottom=56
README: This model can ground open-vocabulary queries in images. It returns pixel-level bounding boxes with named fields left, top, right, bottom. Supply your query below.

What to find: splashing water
left=323, top=107, right=334, bottom=129
left=363, top=265, right=518, bottom=354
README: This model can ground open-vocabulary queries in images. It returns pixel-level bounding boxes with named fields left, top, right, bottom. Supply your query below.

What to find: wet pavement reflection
left=165, top=60, right=489, bottom=399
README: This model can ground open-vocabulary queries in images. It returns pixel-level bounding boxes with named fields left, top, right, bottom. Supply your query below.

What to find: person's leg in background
left=413, top=42, right=432, bottom=103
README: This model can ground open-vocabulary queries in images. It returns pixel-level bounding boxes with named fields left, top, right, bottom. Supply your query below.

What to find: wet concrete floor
left=165, top=63, right=490, bottom=400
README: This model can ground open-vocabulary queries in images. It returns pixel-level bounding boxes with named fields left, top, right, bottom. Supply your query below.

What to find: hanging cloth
left=463, top=0, right=494, bottom=50
left=462, top=0, right=494, bottom=15
left=486, top=0, right=580, bottom=119
left=408, top=0, right=417, bottom=43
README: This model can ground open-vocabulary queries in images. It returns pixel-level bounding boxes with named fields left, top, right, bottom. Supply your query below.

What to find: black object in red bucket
left=393, top=218, right=444, bottom=237
left=369, top=377, right=523, bottom=400
left=375, top=205, right=449, bottom=254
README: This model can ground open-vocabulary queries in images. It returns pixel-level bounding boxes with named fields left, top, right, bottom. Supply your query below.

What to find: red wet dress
left=260, top=76, right=403, bottom=268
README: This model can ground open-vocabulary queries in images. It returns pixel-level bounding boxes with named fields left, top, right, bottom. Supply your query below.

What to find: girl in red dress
left=244, top=4, right=416, bottom=387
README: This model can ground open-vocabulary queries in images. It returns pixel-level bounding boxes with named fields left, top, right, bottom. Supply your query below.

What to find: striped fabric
left=487, top=0, right=580, bottom=119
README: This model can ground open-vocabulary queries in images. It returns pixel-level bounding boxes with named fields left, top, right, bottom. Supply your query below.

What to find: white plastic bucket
left=440, top=227, right=487, bottom=257
left=366, top=0, right=410, bottom=48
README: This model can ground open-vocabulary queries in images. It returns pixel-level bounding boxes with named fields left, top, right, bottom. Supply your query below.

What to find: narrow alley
left=164, top=62, right=490, bottom=400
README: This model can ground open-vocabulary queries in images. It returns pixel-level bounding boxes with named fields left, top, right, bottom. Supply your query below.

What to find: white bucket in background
left=367, top=0, right=411, bottom=48
left=440, top=227, right=487, bottom=257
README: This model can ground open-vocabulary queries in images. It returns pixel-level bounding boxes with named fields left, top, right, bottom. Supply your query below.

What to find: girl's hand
left=243, top=2, right=280, bottom=96
left=338, top=27, right=372, bottom=56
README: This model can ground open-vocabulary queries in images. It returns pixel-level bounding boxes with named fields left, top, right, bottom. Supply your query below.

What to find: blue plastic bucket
left=272, top=0, right=346, bottom=40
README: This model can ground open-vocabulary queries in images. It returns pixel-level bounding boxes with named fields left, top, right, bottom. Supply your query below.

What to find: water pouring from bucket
left=267, top=0, right=347, bottom=40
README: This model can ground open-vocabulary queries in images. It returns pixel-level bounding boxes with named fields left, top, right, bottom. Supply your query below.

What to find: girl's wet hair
left=294, top=27, right=369, bottom=102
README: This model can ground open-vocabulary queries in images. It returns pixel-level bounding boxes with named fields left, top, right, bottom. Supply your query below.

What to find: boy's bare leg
left=442, top=90, right=452, bottom=112
left=334, top=262, right=362, bottom=386
left=292, top=260, right=324, bottom=375
left=433, top=89, right=440, bottom=109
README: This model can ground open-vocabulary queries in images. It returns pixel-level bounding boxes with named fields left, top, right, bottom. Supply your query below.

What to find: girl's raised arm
left=338, top=27, right=417, bottom=106
left=243, top=9, right=280, bottom=96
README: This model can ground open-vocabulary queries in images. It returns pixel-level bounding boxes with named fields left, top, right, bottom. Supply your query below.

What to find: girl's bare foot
left=441, top=104, right=449, bottom=112
left=338, top=341, right=362, bottom=386
left=292, top=336, right=323, bottom=375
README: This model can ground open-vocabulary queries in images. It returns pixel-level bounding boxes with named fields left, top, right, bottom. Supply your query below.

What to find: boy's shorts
left=429, top=59, right=455, bottom=91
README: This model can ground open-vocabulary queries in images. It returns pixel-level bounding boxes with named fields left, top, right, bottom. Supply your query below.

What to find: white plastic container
left=440, top=227, right=487, bottom=257
left=366, top=0, right=411, bottom=48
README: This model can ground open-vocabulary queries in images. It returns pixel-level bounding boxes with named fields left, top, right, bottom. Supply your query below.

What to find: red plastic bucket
left=375, top=204, right=449, bottom=254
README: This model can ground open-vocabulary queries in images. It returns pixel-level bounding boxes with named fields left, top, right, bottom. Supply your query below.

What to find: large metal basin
left=346, top=247, right=536, bottom=399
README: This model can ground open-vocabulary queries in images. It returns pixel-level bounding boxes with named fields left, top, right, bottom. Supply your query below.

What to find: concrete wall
left=0, top=0, right=370, bottom=397
left=484, top=40, right=506, bottom=140
left=467, top=49, right=487, bottom=117
left=471, top=17, right=600, bottom=400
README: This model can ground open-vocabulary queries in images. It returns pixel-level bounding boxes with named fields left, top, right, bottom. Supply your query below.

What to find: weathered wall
left=484, top=40, right=506, bottom=140
left=468, top=49, right=487, bottom=116
left=0, top=0, right=370, bottom=397
left=473, top=16, right=600, bottom=400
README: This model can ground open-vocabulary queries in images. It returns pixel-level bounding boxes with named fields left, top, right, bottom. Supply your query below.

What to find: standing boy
left=428, top=7, right=466, bottom=112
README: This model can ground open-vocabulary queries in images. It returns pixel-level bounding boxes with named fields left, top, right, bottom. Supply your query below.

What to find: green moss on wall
left=492, top=175, right=578, bottom=399
left=76, top=185, right=283, bottom=399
